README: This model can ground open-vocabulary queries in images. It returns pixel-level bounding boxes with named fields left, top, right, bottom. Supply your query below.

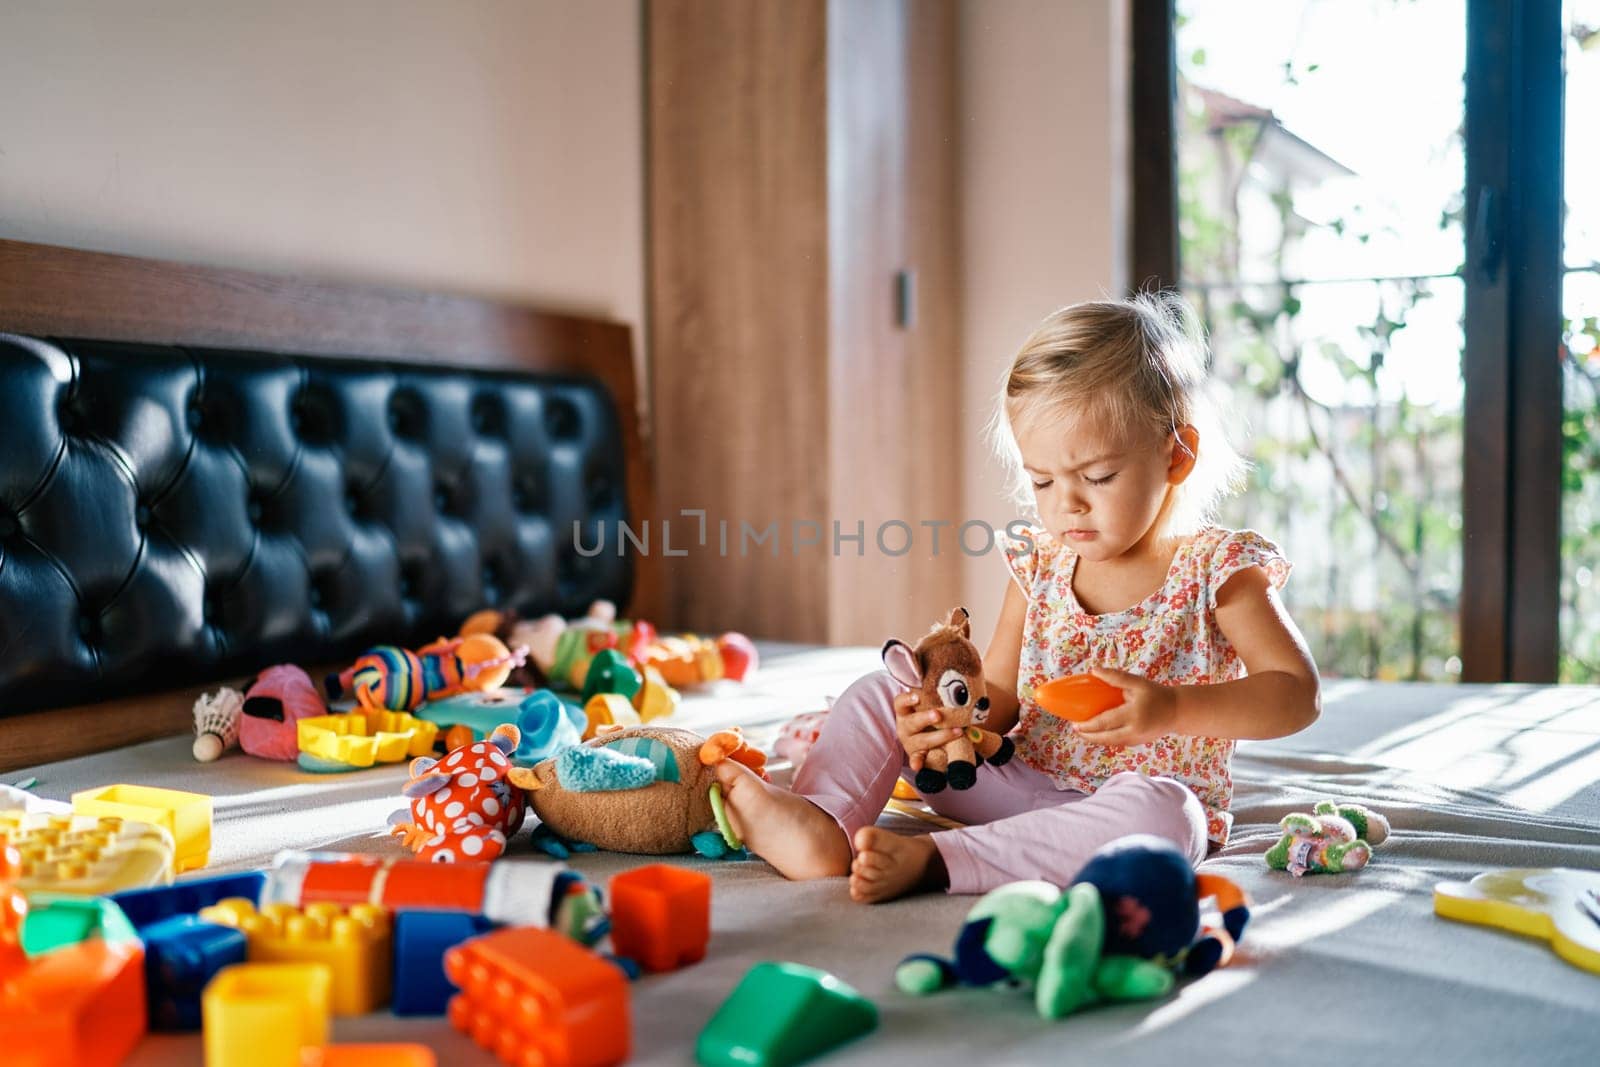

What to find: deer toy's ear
left=882, top=640, right=923, bottom=688
left=947, top=607, right=972, bottom=639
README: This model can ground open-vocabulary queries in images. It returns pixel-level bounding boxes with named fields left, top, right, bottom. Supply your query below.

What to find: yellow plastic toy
left=71, top=783, right=211, bottom=874
left=199, top=898, right=392, bottom=1015
left=202, top=961, right=332, bottom=1067
left=296, top=711, right=440, bottom=771
left=632, top=666, right=681, bottom=722
left=582, top=693, right=642, bottom=740
left=0, top=810, right=174, bottom=895
left=1433, top=868, right=1600, bottom=975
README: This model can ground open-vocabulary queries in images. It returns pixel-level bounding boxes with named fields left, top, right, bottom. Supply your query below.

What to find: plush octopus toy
left=388, top=724, right=527, bottom=862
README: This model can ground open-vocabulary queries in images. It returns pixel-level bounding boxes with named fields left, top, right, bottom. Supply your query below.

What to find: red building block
left=608, top=864, right=711, bottom=973
left=445, top=927, right=629, bottom=1067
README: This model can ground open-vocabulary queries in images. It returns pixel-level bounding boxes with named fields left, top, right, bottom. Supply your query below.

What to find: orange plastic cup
left=1032, top=674, right=1124, bottom=722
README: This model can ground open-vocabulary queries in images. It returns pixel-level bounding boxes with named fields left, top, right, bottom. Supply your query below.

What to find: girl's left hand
left=1074, top=668, right=1179, bottom=747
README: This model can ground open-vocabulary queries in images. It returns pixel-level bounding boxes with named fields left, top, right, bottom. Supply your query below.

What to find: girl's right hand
left=893, top=690, right=962, bottom=772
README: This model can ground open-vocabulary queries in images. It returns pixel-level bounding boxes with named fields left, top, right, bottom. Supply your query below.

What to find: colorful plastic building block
left=199, top=898, right=391, bottom=1015
left=202, top=961, right=331, bottom=1067
left=140, top=914, right=248, bottom=1030
left=0, top=808, right=175, bottom=894
left=609, top=864, right=712, bottom=973
left=696, top=961, right=877, bottom=1067
left=3, top=878, right=147, bottom=1067
left=72, top=783, right=212, bottom=873
left=300, top=1045, right=438, bottom=1067
left=296, top=710, right=440, bottom=772
left=19, top=892, right=140, bottom=956
left=446, top=926, right=630, bottom=1067
left=391, top=911, right=497, bottom=1015
left=113, top=871, right=266, bottom=930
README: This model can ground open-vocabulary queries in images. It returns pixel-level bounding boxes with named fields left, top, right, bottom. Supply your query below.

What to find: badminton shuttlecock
left=192, top=686, right=243, bottom=761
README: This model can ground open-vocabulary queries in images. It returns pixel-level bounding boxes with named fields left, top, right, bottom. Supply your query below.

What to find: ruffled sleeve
left=1000, top=523, right=1048, bottom=598
left=1206, top=529, right=1291, bottom=609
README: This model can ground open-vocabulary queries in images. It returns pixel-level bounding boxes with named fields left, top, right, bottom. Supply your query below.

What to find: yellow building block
left=198, top=898, right=391, bottom=1015
left=70, top=783, right=210, bottom=873
left=0, top=809, right=174, bottom=895
left=296, top=711, right=440, bottom=768
left=202, top=961, right=331, bottom=1067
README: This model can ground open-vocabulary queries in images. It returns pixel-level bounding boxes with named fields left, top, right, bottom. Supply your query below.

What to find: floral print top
left=1001, top=525, right=1291, bottom=845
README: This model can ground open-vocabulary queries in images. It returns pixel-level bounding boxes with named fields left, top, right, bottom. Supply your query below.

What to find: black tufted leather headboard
left=0, top=333, right=632, bottom=716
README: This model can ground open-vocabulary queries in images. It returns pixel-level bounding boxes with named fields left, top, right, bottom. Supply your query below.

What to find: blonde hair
left=986, top=291, right=1247, bottom=536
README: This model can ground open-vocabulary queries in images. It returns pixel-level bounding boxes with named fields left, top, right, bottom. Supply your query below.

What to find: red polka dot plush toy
left=388, top=724, right=526, bottom=862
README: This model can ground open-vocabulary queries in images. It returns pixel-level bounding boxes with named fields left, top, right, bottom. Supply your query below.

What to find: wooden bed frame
left=0, top=238, right=658, bottom=770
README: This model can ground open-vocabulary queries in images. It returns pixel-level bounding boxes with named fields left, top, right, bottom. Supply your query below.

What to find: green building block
left=696, top=961, right=878, bottom=1067
left=20, top=894, right=140, bottom=956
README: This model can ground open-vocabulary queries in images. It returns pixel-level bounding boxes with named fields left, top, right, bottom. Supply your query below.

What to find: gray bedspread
left=10, top=644, right=1599, bottom=1066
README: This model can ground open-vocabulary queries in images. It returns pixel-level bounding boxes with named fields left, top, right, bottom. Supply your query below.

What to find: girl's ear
left=1167, top=424, right=1200, bottom=486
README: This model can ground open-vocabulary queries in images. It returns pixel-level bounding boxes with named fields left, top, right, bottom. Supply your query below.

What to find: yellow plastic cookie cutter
left=1433, top=868, right=1600, bottom=975
left=297, top=711, right=439, bottom=769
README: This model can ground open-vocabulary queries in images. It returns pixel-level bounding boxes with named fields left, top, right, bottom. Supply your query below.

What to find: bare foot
left=715, top=762, right=852, bottom=880
left=849, top=826, right=938, bottom=904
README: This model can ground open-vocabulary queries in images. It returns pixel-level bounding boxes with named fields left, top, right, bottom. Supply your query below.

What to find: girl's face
left=1014, top=405, right=1191, bottom=562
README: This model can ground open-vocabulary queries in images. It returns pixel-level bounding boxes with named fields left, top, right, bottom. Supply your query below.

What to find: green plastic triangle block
left=697, top=961, right=878, bottom=1067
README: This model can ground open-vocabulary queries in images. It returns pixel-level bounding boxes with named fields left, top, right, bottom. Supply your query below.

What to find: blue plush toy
left=896, top=835, right=1250, bottom=1019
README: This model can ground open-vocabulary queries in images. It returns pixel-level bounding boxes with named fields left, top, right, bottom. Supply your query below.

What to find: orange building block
left=300, top=1044, right=437, bottom=1067
left=4, top=938, right=147, bottom=1067
left=199, top=898, right=391, bottom=1015
left=608, top=864, right=712, bottom=973
left=445, top=926, right=629, bottom=1067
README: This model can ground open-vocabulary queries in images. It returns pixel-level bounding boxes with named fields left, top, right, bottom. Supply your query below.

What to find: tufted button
left=290, top=383, right=340, bottom=445
left=186, top=391, right=205, bottom=432
left=77, top=612, right=102, bottom=644
left=433, top=482, right=453, bottom=515
left=344, top=486, right=363, bottom=519
left=246, top=493, right=266, bottom=526
left=481, top=560, right=502, bottom=605
left=585, top=469, right=614, bottom=512
left=471, top=394, right=506, bottom=438
left=0, top=507, right=17, bottom=540
left=134, top=503, right=153, bottom=530
left=398, top=563, right=423, bottom=601
left=513, top=473, right=542, bottom=513
left=388, top=388, right=427, bottom=439
left=543, top=395, right=581, bottom=441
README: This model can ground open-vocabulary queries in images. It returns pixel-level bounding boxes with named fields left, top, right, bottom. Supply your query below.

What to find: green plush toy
left=896, top=880, right=1175, bottom=1020
left=1265, top=800, right=1390, bottom=877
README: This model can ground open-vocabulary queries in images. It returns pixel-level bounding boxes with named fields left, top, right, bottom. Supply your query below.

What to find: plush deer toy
left=883, top=607, right=1015, bottom=793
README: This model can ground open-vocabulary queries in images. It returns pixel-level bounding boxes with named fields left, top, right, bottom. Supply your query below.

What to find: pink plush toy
left=388, top=724, right=527, bottom=862
left=238, top=665, right=327, bottom=761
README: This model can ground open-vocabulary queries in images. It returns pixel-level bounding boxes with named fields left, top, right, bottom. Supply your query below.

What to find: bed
left=3, top=241, right=1597, bottom=1066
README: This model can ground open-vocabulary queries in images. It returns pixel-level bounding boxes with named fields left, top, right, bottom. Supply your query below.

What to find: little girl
left=717, top=293, right=1322, bottom=903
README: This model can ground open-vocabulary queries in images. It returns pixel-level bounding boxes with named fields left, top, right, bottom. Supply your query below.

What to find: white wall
left=0, top=0, right=643, bottom=333
left=957, top=0, right=1127, bottom=630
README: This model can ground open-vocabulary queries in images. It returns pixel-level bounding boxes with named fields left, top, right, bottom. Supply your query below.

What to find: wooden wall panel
left=649, top=0, right=832, bottom=642
left=648, top=0, right=960, bottom=645
left=826, top=0, right=962, bottom=645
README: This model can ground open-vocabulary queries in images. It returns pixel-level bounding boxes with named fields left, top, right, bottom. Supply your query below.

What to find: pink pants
left=792, top=670, right=1209, bottom=893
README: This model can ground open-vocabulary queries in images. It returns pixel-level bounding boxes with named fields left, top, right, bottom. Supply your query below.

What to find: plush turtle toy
left=896, top=835, right=1250, bottom=1019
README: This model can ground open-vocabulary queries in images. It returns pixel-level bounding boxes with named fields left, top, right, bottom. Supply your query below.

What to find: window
left=1137, top=0, right=1573, bottom=683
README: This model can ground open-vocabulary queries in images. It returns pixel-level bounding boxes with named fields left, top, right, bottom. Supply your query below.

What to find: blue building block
left=391, top=911, right=498, bottom=1015
left=112, top=871, right=265, bottom=930
left=139, top=914, right=249, bottom=1031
